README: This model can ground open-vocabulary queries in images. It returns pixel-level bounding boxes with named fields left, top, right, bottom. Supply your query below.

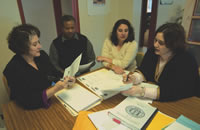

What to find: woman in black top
left=122, top=23, right=200, bottom=101
left=4, top=24, right=75, bottom=109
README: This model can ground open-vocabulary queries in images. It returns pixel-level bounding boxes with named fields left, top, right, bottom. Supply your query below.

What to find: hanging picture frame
left=88, top=0, right=110, bottom=15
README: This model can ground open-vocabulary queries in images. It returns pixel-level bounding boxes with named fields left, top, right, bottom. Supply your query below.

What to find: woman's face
left=116, top=24, right=129, bottom=43
left=27, top=35, right=41, bottom=58
left=154, top=32, right=171, bottom=56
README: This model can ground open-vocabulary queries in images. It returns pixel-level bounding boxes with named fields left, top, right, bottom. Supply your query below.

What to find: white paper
left=108, top=97, right=157, bottom=129
left=78, top=61, right=94, bottom=73
left=165, top=121, right=191, bottom=130
left=77, top=68, right=129, bottom=99
left=55, top=83, right=101, bottom=114
left=88, top=109, right=131, bottom=130
left=102, top=83, right=133, bottom=92
left=63, top=53, right=82, bottom=77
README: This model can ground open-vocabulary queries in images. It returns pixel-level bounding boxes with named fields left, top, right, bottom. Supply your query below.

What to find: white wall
left=78, top=0, right=134, bottom=70
left=132, top=0, right=142, bottom=43
left=61, top=0, right=72, bottom=15
left=157, top=0, right=186, bottom=28
left=0, top=0, right=21, bottom=113
left=21, top=0, right=57, bottom=54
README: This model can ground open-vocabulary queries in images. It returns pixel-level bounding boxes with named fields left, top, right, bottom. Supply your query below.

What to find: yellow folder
left=146, top=111, right=175, bottom=130
left=73, top=111, right=96, bottom=130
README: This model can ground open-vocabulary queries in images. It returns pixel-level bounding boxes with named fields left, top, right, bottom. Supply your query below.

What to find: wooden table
left=1, top=93, right=125, bottom=130
left=2, top=95, right=200, bottom=130
left=151, top=96, right=200, bottom=123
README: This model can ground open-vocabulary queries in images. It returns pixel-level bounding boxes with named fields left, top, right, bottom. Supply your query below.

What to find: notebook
left=55, top=83, right=102, bottom=116
left=77, top=68, right=129, bottom=100
left=108, top=97, right=158, bottom=129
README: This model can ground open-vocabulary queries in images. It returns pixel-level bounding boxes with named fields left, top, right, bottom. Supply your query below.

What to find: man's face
left=62, top=20, right=76, bottom=39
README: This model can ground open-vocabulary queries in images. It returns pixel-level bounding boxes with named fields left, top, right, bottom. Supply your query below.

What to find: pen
left=108, top=112, right=133, bottom=129
left=113, top=118, right=121, bottom=124
left=68, top=80, right=73, bottom=82
left=126, top=72, right=133, bottom=81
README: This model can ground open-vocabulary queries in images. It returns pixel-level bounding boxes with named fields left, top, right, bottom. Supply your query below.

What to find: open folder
left=77, top=68, right=130, bottom=100
left=55, top=83, right=102, bottom=116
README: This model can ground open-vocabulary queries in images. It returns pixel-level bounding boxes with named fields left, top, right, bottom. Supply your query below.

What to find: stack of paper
left=77, top=68, right=130, bottom=99
left=88, top=109, right=131, bottom=130
left=55, top=83, right=102, bottom=116
left=108, top=97, right=158, bottom=129
left=87, top=97, right=160, bottom=129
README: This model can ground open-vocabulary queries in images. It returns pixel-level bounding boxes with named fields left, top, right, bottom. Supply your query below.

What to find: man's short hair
left=61, top=15, right=76, bottom=27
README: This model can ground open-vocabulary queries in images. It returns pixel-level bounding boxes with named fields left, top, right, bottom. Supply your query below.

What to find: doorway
left=139, top=0, right=158, bottom=48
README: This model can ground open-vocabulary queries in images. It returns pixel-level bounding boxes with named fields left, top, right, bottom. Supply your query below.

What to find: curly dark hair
left=61, top=15, right=76, bottom=27
left=155, top=23, right=186, bottom=53
left=110, top=19, right=135, bottom=46
left=7, top=24, right=40, bottom=55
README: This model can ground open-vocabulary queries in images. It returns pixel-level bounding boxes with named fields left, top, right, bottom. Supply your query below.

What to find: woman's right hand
left=55, top=76, right=76, bottom=90
left=123, top=72, right=143, bottom=85
left=123, top=73, right=134, bottom=84
left=46, top=77, right=75, bottom=99
left=66, top=76, right=76, bottom=89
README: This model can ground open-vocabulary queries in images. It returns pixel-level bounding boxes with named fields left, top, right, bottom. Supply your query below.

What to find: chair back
left=199, top=67, right=200, bottom=76
left=136, top=52, right=144, bottom=67
left=2, top=75, right=10, bottom=97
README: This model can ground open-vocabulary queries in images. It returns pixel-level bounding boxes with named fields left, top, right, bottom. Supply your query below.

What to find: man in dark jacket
left=49, top=15, right=96, bottom=76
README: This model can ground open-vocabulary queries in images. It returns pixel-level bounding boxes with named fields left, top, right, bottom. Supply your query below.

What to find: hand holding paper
left=66, top=76, right=76, bottom=89
left=121, top=86, right=145, bottom=97
left=57, top=76, right=76, bottom=89
left=55, top=79, right=69, bottom=90
left=123, top=72, right=143, bottom=85
left=123, top=72, right=135, bottom=84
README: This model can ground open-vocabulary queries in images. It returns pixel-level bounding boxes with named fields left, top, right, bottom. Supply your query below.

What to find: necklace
left=154, top=54, right=174, bottom=82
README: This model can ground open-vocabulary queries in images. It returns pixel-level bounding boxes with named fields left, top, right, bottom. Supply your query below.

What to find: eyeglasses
left=154, top=38, right=165, bottom=45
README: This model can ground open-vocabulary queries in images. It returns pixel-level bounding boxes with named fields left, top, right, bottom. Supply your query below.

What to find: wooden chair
left=136, top=52, right=144, bottom=67
left=199, top=67, right=200, bottom=76
left=2, top=75, right=10, bottom=97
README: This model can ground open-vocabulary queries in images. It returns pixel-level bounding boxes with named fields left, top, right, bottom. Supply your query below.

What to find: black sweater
left=3, top=50, right=62, bottom=109
left=138, top=48, right=200, bottom=101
